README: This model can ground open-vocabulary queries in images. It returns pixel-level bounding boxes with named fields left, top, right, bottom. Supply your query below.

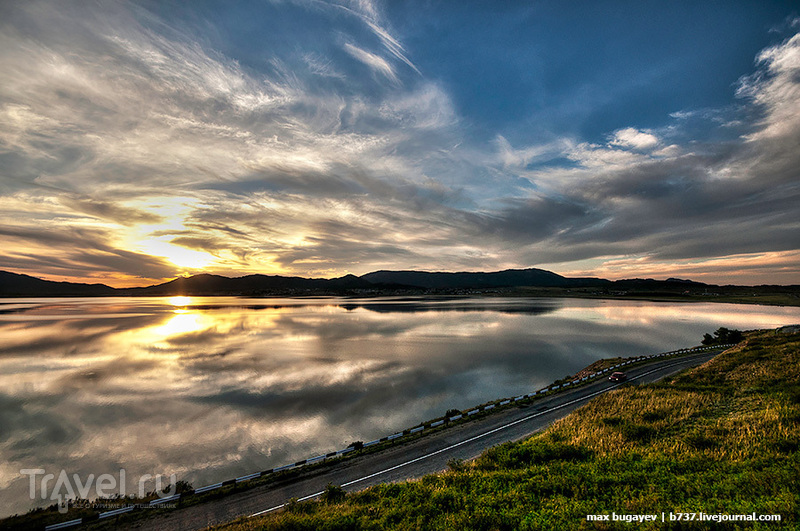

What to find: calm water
left=1, top=296, right=799, bottom=515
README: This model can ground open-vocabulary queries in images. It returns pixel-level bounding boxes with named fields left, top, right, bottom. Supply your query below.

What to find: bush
left=321, top=483, right=346, bottom=504
left=702, top=327, right=744, bottom=345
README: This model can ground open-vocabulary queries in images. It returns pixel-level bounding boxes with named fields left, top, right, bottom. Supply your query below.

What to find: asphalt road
left=120, top=349, right=720, bottom=531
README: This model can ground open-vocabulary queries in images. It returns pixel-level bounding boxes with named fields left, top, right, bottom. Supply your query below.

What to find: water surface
left=1, top=296, right=798, bottom=516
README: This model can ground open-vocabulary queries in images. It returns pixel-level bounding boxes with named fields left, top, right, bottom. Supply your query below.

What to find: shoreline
left=2, top=289, right=799, bottom=307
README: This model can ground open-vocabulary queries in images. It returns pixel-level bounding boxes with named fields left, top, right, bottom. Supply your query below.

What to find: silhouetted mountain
left=122, top=272, right=374, bottom=296
left=0, top=271, right=115, bottom=296
left=362, top=268, right=577, bottom=289
left=130, top=268, right=613, bottom=295
left=1, top=268, right=795, bottom=298
left=611, top=278, right=709, bottom=291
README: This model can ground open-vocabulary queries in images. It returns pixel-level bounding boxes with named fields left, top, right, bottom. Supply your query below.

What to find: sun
left=121, top=196, right=217, bottom=270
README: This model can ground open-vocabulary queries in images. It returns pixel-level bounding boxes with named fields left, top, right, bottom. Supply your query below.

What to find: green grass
left=216, top=329, right=800, bottom=530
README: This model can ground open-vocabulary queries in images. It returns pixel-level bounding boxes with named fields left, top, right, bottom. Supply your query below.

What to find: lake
left=1, top=296, right=799, bottom=516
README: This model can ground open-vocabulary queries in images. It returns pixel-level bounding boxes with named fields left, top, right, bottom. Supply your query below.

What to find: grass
left=214, top=329, right=800, bottom=530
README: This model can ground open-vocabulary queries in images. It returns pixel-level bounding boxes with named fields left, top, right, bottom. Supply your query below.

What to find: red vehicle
left=609, top=371, right=627, bottom=382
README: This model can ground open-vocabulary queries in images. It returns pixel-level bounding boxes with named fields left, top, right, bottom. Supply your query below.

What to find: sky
left=0, top=0, right=799, bottom=287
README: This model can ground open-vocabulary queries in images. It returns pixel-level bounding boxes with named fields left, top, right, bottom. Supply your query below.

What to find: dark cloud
left=170, top=236, right=226, bottom=253
left=2, top=252, right=175, bottom=285
left=465, top=196, right=601, bottom=242
left=60, top=197, right=164, bottom=225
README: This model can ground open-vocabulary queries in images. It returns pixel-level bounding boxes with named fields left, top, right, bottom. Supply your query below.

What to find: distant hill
left=3, top=268, right=603, bottom=296
left=0, top=271, right=116, bottom=296
left=122, top=273, right=373, bottom=296
left=0, top=268, right=718, bottom=297
left=361, top=268, right=581, bottom=289
left=359, top=270, right=720, bottom=292
left=2, top=268, right=796, bottom=299
left=611, top=278, right=708, bottom=291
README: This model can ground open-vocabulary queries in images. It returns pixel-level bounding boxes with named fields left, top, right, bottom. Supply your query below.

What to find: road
left=119, top=349, right=720, bottom=531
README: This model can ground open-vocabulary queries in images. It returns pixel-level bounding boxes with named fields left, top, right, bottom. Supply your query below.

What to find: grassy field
left=215, top=329, right=800, bottom=530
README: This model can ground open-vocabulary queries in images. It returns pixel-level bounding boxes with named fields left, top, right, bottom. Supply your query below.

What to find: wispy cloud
left=302, top=52, right=346, bottom=79
left=325, top=0, right=420, bottom=76
left=343, top=42, right=398, bottom=82
left=737, top=32, right=800, bottom=141
left=494, top=135, right=573, bottom=169
left=362, top=19, right=421, bottom=76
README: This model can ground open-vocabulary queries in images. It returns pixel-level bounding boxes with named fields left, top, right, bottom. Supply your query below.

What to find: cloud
left=565, top=142, right=649, bottom=168
left=0, top=2, right=798, bottom=286
left=343, top=42, right=398, bottom=82
left=325, top=0, right=420, bottom=76
left=476, top=29, right=800, bottom=282
left=609, top=127, right=659, bottom=150
left=669, top=110, right=696, bottom=120
left=60, top=196, right=164, bottom=225
left=494, top=135, right=573, bottom=168
left=302, top=52, right=346, bottom=79
left=737, top=32, right=800, bottom=141
left=0, top=1, right=469, bottom=281
left=362, top=19, right=421, bottom=76
left=379, top=83, right=456, bottom=130
left=651, top=144, right=681, bottom=157
left=560, top=250, right=800, bottom=285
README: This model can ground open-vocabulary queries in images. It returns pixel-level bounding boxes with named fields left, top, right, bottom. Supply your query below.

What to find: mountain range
left=0, top=268, right=724, bottom=297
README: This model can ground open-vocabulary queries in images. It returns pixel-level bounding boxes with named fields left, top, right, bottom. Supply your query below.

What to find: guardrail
left=43, top=343, right=733, bottom=530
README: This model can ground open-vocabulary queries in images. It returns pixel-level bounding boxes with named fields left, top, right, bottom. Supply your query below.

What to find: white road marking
left=249, top=354, right=709, bottom=518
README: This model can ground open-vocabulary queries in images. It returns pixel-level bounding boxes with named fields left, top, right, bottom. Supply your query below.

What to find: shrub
left=702, top=327, right=744, bottom=345
left=321, top=484, right=346, bottom=504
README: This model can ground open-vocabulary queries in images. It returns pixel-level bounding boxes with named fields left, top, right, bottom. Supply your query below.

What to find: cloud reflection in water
left=1, top=296, right=799, bottom=516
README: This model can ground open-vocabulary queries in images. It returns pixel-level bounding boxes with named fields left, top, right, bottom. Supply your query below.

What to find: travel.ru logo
left=20, top=468, right=177, bottom=513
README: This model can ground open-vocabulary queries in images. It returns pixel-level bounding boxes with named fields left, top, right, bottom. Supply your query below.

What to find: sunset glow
left=168, top=296, right=193, bottom=307
left=139, top=239, right=216, bottom=270
left=1, top=2, right=799, bottom=286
